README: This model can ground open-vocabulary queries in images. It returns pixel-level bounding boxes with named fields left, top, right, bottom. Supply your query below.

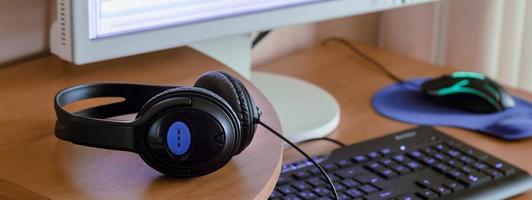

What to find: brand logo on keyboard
left=395, top=131, right=417, bottom=140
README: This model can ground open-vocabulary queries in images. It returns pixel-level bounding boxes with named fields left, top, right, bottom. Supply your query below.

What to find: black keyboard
left=270, top=126, right=531, bottom=200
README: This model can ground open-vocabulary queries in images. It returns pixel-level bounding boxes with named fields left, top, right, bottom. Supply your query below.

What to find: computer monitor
left=51, top=0, right=433, bottom=65
left=50, top=0, right=435, bottom=144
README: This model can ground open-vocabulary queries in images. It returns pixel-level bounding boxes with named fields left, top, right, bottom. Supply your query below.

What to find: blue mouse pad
left=372, top=78, right=532, bottom=140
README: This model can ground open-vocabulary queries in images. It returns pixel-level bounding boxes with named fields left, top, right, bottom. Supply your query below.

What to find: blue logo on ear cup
left=166, top=121, right=191, bottom=156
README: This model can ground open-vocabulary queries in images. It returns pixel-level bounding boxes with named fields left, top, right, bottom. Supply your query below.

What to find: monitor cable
left=322, top=37, right=407, bottom=84
left=252, top=31, right=272, bottom=49
left=257, top=120, right=339, bottom=200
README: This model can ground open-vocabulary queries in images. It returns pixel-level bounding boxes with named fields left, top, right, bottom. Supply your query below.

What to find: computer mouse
left=421, top=71, right=515, bottom=113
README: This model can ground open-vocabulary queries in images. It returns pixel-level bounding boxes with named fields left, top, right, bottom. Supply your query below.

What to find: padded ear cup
left=194, top=71, right=257, bottom=154
left=136, top=86, right=242, bottom=153
left=134, top=86, right=243, bottom=177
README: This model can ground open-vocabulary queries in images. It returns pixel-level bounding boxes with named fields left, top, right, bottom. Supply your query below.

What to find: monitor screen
left=88, top=0, right=324, bottom=39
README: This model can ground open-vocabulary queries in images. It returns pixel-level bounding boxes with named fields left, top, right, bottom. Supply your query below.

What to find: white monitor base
left=190, top=35, right=340, bottom=146
left=251, top=72, right=340, bottom=146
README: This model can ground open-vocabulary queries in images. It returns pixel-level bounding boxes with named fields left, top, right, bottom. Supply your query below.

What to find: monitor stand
left=190, top=34, right=340, bottom=144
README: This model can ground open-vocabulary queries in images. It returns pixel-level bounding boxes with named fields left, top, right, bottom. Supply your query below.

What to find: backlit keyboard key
left=417, top=189, right=439, bottom=200
left=367, top=151, right=382, bottom=159
left=359, top=184, right=378, bottom=194
left=335, top=166, right=367, bottom=179
left=364, top=189, right=395, bottom=200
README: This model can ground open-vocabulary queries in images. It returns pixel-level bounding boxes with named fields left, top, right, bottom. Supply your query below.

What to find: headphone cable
left=257, top=121, right=339, bottom=200
left=296, top=137, right=346, bottom=147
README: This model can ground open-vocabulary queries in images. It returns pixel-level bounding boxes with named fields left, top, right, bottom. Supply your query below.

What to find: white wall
left=253, top=13, right=381, bottom=66
left=0, top=0, right=50, bottom=66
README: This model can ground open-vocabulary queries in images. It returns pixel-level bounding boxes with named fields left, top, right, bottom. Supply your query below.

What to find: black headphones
left=54, top=71, right=261, bottom=177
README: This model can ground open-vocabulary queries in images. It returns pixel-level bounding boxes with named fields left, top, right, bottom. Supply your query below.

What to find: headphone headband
left=54, top=83, right=175, bottom=151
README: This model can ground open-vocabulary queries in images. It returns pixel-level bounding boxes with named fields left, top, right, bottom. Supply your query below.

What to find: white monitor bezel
left=52, top=0, right=434, bottom=64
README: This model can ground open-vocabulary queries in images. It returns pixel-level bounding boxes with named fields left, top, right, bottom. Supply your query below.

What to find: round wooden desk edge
left=0, top=47, right=283, bottom=200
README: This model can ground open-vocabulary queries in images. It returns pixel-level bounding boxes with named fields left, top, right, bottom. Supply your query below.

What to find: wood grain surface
left=257, top=41, right=532, bottom=199
left=0, top=47, right=282, bottom=200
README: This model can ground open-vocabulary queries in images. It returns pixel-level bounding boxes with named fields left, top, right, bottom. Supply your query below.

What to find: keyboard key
left=322, top=174, right=341, bottom=182
left=458, top=171, right=491, bottom=187
left=446, top=149, right=462, bottom=158
left=392, top=164, right=412, bottom=175
left=393, top=155, right=407, bottom=163
left=269, top=190, right=282, bottom=199
left=367, top=151, right=382, bottom=159
left=282, top=164, right=296, bottom=173
left=323, top=163, right=339, bottom=172
left=332, top=182, right=346, bottom=191
left=338, top=192, right=352, bottom=200
left=459, top=155, right=476, bottom=165
left=434, top=153, right=449, bottom=161
left=473, top=162, right=488, bottom=171
left=345, top=188, right=364, bottom=198
left=359, top=184, right=378, bottom=194
left=421, top=157, right=437, bottom=166
left=416, top=178, right=433, bottom=188
left=406, top=161, right=423, bottom=170
left=484, top=168, right=504, bottom=179
left=446, top=159, right=464, bottom=168
left=379, top=158, right=397, bottom=167
left=422, top=147, right=437, bottom=155
left=336, top=159, right=353, bottom=168
left=308, top=168, right=321, bottom=175
left=370, top=178, right=391, bottom=190
left=292, top=171, right=311, bottom=180
left=353, top=155, right=369, bottom=163
left=433, top=143, right=449, bottom=152
left=484, top=159, right=516, bottom=176
left=317, top=197, right=333, bottom=200
left=459, top=165, right=475, bottom=174
left=431, top=185, right=451, bottom=196
left=365, top=162, right=384, bottom=172
left=380, top=148, right=394, bottom=156
left=364, top=189, right=395, bottom=200
left=341, top=179, right=360, bottom=188
left=284, top=194, right=302, bottom=200
left=377, top=168, right=398, bottom=179
left=445, top=181, right=464, bottom=192
left=417, top=189, right=439, bottom=200
left=447, top=169, right=464, bottom=179
left=397, top=194, right=421, bottom=200
left=292, top=181, right=312, bottom=191
left=277, top=175, right=292, bottom=186
left=298, top=190, right=318, bottom=200
left=335, top=166, right=367, bottom=179
left=433, top=162, right=451, bottom=173
left=312, top=186, right=331, bottom=196
left=354, top=173, right=379, bottom=183
left=408, top=150, right=424, bottom=159
left=306, top=177, right=326, bottom=187
left=278, top=185, right=297, bottom=195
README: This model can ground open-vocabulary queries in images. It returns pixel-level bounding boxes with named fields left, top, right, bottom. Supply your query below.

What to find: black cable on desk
left=322, top=37, right=406, bottom=84
left=257, top=120, right=339, bottom=200
left=297, top=137, right=346, bottom=147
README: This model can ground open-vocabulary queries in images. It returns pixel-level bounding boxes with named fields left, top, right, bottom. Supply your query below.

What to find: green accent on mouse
left=451, top=71, right=485, bottom=80
left=483, top=83, right=501, bottom=100
left=436, top=79, right=501, bottom=109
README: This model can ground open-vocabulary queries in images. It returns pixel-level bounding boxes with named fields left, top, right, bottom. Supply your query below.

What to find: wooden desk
left=0, top=48, right=282, bottom=199
left=257, top=42, right=532, bottom=199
